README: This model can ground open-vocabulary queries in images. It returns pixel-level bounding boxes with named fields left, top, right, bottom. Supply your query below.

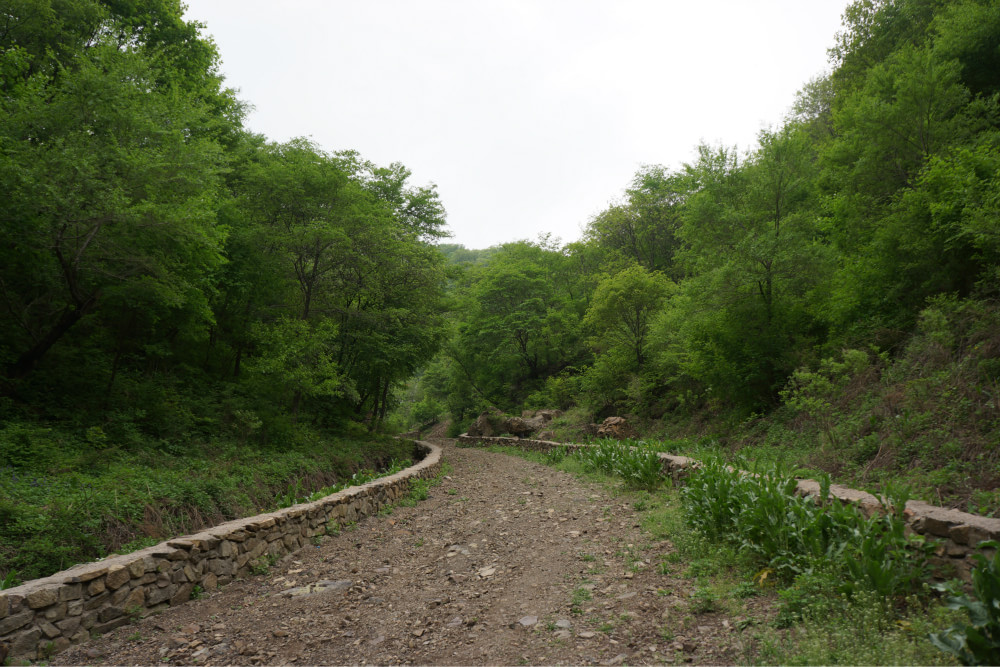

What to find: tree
left=584, top=166, right=686, bottom=277
left=656, top=130, right=830, bottom=409
left=446, top=240, right=589, bottom=410
left=584, top=265, right=672, bottom=371
left=222, top=138, right=449, bottom=422
left=0, top=42, right=229, bottom=383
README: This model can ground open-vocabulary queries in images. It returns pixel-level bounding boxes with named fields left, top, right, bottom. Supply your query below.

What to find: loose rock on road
left=53, top=440, right=752, bottom=665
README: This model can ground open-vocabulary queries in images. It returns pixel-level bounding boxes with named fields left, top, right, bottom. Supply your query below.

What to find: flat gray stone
left=280, top=580, right=352, bottom=597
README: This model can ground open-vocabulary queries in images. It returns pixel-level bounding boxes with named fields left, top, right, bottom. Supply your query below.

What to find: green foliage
left=0, top=434, right=413, bottom=583
left=573, top=439, right=664, bottom=490
left=249, top=553, right=278, bottom=576
left=416, top=0, right=998, bottom=442
left=274, top=458, right=409, bottom=509
left=584, top=265, right=673, bottom=370
left=929, top=541, right=1000, bottom=665
left=681, top=456, right=934, bottom=596
left=402, top=478, right=430, bottom=506
left=410, top=396, right=443, bottom=426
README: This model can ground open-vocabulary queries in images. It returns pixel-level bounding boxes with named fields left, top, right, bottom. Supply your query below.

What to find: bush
left=574, top=439, right=664, bottom=490
left=929, top=541, right=1000, bottom=665
left=681, top=456, right=934, bottom=596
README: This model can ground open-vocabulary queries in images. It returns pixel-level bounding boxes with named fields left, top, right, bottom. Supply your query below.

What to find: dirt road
left=52, top=440, right=752, bottom=666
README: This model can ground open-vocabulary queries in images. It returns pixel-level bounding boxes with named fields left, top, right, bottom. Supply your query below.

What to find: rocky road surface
left=52, top=440, right=758, bottom=666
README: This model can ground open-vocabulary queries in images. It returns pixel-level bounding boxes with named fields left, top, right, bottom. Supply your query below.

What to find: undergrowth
left=491, top=438, right=982, bottom=665
left=0, top=434, right=417, bottom=586
left=568, top=438, right=664, bottom=490
left=629, top=297, right=1000, bottom=517
left=682, top=456, right=937, bottom=597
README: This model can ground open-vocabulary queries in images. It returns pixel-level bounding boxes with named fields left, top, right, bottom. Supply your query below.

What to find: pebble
left=518, top=615, right=538, bottom=627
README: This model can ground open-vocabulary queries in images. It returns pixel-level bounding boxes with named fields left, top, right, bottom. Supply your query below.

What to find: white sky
left=182, top=1, right=850, bottom=249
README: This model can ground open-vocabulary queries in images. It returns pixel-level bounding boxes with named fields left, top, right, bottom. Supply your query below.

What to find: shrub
left=681, top=456, right=934, bottom=596
left=574, top=439, right=664, bottom=490
left=929, top=541, right=1000, bottom=665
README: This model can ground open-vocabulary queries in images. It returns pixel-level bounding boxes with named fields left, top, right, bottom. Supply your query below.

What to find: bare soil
left=52, top=440, right=769, bottom=666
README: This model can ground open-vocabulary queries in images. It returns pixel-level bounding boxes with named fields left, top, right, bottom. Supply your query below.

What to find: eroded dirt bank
left=53, top=440, right=752, bottom=666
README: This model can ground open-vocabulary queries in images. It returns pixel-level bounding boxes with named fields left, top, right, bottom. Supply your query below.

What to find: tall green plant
left=682, top=456, right=934, bottom=596
left=929, top=541, right=1000, bottom=665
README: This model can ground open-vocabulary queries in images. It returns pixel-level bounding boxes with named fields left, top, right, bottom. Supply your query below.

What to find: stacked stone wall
left=0, top=441, right=442, bottom=663
left=457, top=433, right=999, bottom=580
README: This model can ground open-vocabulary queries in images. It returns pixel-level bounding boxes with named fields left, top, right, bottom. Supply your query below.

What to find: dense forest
left=409, top=0, right=1000, bottom=511
left=0, top=0, right=451, bottom=435
left=0, top=0, right=997, bottom=583
left=0, top=0, right=449, bottom=580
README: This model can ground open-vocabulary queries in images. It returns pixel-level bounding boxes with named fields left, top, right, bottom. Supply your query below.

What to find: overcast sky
left=182, top=1, right=850, bottom=249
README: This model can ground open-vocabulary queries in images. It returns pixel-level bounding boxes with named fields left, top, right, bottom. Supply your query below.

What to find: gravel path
left=52, top=440, right=755, bottom=666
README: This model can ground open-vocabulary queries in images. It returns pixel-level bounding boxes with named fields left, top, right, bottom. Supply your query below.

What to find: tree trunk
left=6, top=295, right=96, bottom=379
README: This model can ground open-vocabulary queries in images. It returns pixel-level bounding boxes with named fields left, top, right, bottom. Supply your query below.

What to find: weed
left=127, top=631, right=143, bottom=642
left=116, top=536, right=160, bottom=555
left=570, top=587, right=592, bottom=614
left=0, top=569, right=18, bottom=590
left=682, top=456, right=935, bottom=596
left=545, top=444, right=571, bottom=464
left=929, top=541, right=999, bottom=665
left=0, top=432, right=417, bottom=583
left=249, top=554, right=277, bottom=576
left=401, top=478, right=430, bottom=506
left=757, top=588, right=961, bottom=665
left=689, top=586, right=718, bottom=614
left=190, top=584, right=204, bottom=600
left=573, top=439, right=664, bottom=490
left=731, top=581, right=759, bottom=599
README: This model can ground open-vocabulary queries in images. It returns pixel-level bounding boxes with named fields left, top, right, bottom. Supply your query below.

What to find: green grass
left=570, top=586, right=593, bottom=614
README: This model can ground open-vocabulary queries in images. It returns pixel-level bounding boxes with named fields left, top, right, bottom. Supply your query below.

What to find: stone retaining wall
left=457, top=433, right=999, bottom=580
left=0, top=441, right=442, bottom=664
